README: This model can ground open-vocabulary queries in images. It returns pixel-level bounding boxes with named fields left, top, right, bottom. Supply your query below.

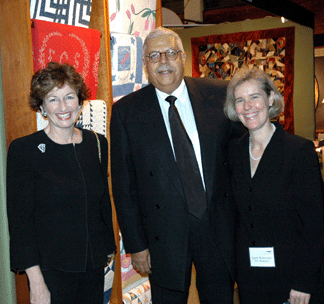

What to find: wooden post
left=0, top=0, right=35, bottom=302
left=0, top=0, right=35, bottom=150
left=90, top=0, right=123, bottom=303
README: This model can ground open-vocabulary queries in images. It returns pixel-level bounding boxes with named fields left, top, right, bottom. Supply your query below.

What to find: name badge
left=249, top=247, right=276, bottom=267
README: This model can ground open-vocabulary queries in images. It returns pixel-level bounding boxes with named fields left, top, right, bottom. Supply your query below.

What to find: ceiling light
left=281, top=17, right=288, bottom=23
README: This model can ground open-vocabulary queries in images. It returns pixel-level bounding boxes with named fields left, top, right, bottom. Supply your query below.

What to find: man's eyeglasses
left=146, top=49, right=182, bottom=63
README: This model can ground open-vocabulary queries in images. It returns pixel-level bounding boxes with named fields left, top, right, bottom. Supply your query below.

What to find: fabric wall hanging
left=109, top=0, right=157, bottom=41
left=104, top=258, right=115, bottom=304
left=110, top=33, right=148, bottom=101
left=30, top=0, right=92, bottom=28
left=122, top=280, right=152, bottom=304
left=191, top=27, right=295, bottom=134
left=31, top=19, right=101, bottom=99
left=75, top=100, right=107, bottom=136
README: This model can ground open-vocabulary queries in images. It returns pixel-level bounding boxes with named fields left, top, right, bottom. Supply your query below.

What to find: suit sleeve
left=290, top=140, right=324, bottom=293
left=110, top=104, right=148, bottom=254
left=6, top=140, right=40, bottom=272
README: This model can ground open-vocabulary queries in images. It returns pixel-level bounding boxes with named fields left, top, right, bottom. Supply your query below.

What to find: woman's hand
left=26, top=265, right=51, bottom=304
left=289, top=289, right=311, bottom=304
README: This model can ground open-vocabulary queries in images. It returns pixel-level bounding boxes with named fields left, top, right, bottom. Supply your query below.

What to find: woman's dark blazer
left=229, top=122, right=324, bottom=295
left=7, top=129, right=116, bottom=272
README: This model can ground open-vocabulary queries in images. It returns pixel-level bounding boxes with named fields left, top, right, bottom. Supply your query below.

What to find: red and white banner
left=31, top=19, right=101, bottom=99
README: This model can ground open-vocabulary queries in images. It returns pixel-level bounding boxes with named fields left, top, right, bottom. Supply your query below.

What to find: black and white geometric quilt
left=30, top=0, right=92, bottom=28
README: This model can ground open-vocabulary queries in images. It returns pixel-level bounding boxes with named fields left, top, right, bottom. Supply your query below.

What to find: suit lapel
left=136, top=85, right=186, bottom=201
left=252, top=124, right=282, bottom=181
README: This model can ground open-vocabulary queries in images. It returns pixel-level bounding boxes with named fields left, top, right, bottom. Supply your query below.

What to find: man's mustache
left=156, top=65, right=175, bottom=73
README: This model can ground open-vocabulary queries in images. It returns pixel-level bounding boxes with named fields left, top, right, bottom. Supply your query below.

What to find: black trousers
left=239, top=288, right=290, bottom=304
left=150, top=212, right=234, bottom=304
left=41, top=248, right=105, bottom=304
left=239, top=288, right=322, bottom=304
left=41, top=265, right=105, bottom=304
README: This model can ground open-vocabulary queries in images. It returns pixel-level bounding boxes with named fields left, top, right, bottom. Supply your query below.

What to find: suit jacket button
left=248, top=205, right=252, bottom=210
left=252, top=241, right=256, bottom=246
left=248, top=187, right=252, bottom=192
left=250, top=223, right=254, bottom=228
left=149, top=171, right=154, bottom=176
left=156, top=204, right=160, bottom=209
left=155, top=236, right=159, bottom=241
left=224, top=192, right=229, bottom=197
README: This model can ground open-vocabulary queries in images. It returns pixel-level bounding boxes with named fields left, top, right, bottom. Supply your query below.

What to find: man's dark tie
left=166, top=95, right=207, bottom=219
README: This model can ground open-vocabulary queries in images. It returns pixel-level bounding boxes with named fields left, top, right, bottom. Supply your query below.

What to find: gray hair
left=142, top=27, right=184, bottom=57
left=224, top=68, right=284, bottom=121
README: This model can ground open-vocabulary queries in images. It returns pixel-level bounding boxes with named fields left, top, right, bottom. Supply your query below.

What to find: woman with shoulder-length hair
left=224, top=68, right=324, bottom=304
left=7, top=62, right=116, bottom=304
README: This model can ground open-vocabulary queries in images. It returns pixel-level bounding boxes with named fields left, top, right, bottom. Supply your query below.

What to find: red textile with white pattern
left=31, top=19, right=101, bottom=99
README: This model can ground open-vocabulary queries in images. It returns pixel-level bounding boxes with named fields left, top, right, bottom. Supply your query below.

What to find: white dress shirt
left=156, top=80, right=205, bottom=188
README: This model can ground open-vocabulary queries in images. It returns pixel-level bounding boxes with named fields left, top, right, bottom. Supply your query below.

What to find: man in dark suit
left=110, top=27, right=242, bottom=303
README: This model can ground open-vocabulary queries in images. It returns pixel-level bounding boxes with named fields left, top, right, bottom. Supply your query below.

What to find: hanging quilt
left=30, top=0, right=92, bottom=28
left=31, top=19, right=101, bottom=99
left=191, top=27, right=295, bottom=134
left=103, top=258, right=115, bottom=304
left=109, top=0, right=156, bottom=41
left=110, top=33, right=148, bottom=101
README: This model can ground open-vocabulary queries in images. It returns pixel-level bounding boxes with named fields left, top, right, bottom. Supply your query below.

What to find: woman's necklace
left=249, top=124, right=276, bottom=161
left=249, top=138, right=262, bottom=160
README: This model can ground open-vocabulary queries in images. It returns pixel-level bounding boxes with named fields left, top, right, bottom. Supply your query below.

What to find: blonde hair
left=224, top=68, right=284, bottom=121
